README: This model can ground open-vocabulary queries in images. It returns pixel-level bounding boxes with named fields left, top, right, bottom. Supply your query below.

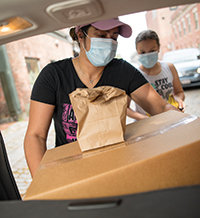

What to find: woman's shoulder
left=111, top=58, right=131, bottom=65
left=42, top=58, right=73, bottom=75
left=110, top=58, right=139, bottom=71
left=50, top=57, right=72, bottom=68
left=38, top=58, right=73, bottom=80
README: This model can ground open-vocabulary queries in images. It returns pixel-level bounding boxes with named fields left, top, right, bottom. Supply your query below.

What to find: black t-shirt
left=31, top=58, right=148, bottom=147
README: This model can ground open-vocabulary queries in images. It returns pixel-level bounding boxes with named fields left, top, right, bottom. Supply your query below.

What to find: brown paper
left=69, top=86, right=127, bottom=151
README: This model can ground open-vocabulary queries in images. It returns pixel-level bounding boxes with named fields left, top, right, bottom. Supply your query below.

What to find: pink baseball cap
left=75, top=18, right=132, bottom=38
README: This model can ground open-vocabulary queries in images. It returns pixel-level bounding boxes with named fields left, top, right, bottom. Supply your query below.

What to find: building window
left=193, top=10, right=199, bottom=30
left=182, top=19, right=187, bottom=35
left=177, top=22, right=182, bottom=37
left=0, top=79, right=10, bottom=121
left=25, top=57, right=40, bottom=87
left=173, top=26, right=178, bottom=39
left=186, top=15, right=191, bottom=33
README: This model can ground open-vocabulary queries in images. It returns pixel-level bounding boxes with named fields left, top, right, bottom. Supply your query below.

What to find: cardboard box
left=24, top=111, right=200, bottom=200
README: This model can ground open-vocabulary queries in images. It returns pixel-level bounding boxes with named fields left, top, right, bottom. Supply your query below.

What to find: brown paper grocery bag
left=69, top=86, right=127, bottom=151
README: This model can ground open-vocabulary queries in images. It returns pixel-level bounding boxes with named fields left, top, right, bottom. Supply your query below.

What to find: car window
left=1, top=3, right=200, bottom=198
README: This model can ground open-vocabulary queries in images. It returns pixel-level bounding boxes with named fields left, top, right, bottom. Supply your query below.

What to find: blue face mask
left=138, top=51, right=158, bottom=68
left=82, top=34, right=118, bottom=67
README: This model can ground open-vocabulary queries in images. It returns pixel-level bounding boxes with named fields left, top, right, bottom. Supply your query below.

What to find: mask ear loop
left=80, top=30, right=91, bottom=53
left=82, top=30, right=91, bottom=40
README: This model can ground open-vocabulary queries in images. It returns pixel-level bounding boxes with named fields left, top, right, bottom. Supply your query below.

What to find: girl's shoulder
left=159, top=61, right=174, bottom=69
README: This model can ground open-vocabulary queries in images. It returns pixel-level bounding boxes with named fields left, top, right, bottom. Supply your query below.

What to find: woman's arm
left=24, top=100, right=55, bottom=177
left=130, top=83, right=181, bottom=116
left=127, top=96, right=148, bottom=120
left=167, top=62, right=186, bottom=111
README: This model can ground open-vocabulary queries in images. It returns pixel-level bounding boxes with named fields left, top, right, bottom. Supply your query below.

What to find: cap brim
left=91, top=18, right=132, bottom=38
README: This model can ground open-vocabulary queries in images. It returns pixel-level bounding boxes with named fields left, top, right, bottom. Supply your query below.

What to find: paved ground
left=1, top=121, right=55, bottom=198
left=1, top=87, right=200, bottom=198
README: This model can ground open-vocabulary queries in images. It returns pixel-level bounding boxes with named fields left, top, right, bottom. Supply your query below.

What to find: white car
left=162, top=48, right=200, bottom=88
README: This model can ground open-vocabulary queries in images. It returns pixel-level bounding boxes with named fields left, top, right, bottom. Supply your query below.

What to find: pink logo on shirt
left=62, top=103, right=77, bottom=143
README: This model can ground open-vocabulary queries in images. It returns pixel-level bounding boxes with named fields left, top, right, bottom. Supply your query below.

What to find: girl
left=127, top=30, right=185, bottom=121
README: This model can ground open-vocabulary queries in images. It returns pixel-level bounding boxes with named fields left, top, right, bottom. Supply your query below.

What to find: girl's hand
left=175, top=97, right=186, bottom=112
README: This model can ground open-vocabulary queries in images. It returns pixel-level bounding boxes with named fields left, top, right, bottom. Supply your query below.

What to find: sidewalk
left=1, top=120, right=55, bottom=197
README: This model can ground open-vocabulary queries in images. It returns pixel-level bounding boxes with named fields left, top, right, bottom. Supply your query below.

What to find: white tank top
left=135, top=61, right=173, bottom=115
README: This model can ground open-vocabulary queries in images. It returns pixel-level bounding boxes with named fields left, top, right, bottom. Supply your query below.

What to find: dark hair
left=69, top=24, right=91, bottom=47
left=135, top=30, right=160, bottom=49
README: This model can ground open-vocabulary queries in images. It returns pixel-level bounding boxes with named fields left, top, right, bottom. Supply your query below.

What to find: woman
left=24, top=19, right=180, bottom=177
left=127, top=30, right=185, bottom=121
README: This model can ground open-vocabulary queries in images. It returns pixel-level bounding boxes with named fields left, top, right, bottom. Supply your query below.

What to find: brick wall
left=0, top=31, right=73, bottom=122
left=145, top=3, right=200, bottom=59
left=171, top=4, right=200, bottom=49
